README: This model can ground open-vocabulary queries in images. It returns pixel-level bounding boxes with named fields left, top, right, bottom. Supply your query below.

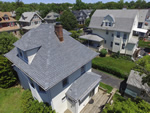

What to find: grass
left=99, top=82, right=113, bottom=93
left=138, top=40, right=150, bottom=48
left=0, top=85, right=24, bottom=113
left=92, top=56, right=135, bottom=78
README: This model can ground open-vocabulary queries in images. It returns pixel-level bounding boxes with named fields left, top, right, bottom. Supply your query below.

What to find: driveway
left=92, top=69, right=124, bottom=90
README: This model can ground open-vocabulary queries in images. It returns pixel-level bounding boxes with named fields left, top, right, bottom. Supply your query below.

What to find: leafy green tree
left=59, top=10, right=77, bottom=30
left=70, top=30, right=80, bottom=39
left=21, top=90, right=55, bottom=113
left=0, top=55, right=17, bottom=88
left=0, top=32, right=18, bottom=55
left=134, top=55, right=150, bottom=86
left=85, top=18, right=91, bottom=27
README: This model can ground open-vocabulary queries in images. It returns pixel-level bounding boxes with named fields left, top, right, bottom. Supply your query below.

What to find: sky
left=1, top=0, right=150, bottom=4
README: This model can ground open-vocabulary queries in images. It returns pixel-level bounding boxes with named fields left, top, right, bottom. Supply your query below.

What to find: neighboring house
left=72, top=9, right=93, bottom=25
left=44, top=12, right=60, bottom=23
left=125, top=70, right=150, bottom=103
left=5, top=23, right=101, bottom=113
left=0, top=12, right=20, bottom=36
left=81, top=9, right=148, bottom=56
left=19, top=12, right=43, bottom=32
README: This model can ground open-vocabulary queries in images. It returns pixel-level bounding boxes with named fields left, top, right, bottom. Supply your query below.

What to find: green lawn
left=0, top=86, right=24, bottom=113
left=92, top=56, right=135, bottom=78
left=138, top=40, right=150, bottom=48
left=99, top=82, right=113, bottom=93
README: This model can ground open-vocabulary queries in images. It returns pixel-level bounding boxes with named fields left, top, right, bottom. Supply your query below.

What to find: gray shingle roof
left=127, top=70, right=150, bottom=93
left=66, top=72, right=101, bottom=101
left=89, top=9, right=138, bottom=33
left=19, top=12, right=43, bottom=22
left=44, top=12, right=60, bottom=20
left=138, top=9, right=149, bottom=22
left=5, top=24, right=98, bottom=91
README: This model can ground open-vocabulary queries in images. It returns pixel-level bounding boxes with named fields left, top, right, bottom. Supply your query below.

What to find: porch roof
left=66, top=72, right=101, bottom=101
left=133, top=28, right=148, bottom=33
left=79, top=34, right=104, bottom=42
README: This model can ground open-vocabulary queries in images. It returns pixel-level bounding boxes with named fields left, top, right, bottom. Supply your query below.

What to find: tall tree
left=0, top=32, right=18, bottom=55
left=59, top=10, right=77, bottom=30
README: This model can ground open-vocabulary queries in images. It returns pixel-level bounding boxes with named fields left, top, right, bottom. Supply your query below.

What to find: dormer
left=3, top=14, right=9, bottom=20
left=17, top=47, right=40, bottom=64
left=101, top=14, right=115, bottom=27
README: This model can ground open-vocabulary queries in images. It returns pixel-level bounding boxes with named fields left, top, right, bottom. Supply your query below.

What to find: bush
left=0, top=55, right=17, bottom=88
left=111, top=52, right=132, bottom=61
left=92, top=63, right=127, bottom=79
left=21, top=90, right=55, bottom=113
left=100, top=49, right=107, bottom=57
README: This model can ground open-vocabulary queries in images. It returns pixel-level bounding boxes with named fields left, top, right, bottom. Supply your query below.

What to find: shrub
left=100, top=49, right=107, bottom=57
left=21, top=90, right=55, bottom=113
left=92, top=63, right=127, bottom=79
left=0, top=55, right=17, bottom=88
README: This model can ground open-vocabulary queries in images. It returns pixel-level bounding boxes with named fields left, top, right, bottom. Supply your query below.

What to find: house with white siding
left=80, top=9, right=149, bottom=56
left=19, top=12, right=43, bottom=32
left=5, top=23, right=101, bottom=113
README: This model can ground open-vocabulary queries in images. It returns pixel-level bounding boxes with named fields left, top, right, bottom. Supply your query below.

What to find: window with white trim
left=117, top=32, right=120, bottom=38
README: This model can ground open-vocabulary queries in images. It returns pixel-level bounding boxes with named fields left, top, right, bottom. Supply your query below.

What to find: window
left=112, top=33, right=114, bottom=37
left=101, top=22, right=104, bottom=26
left=81, top=65, right=85, bottom=74
left=106, top=31, right=109, bottom=35
left=62, top=77, right=68, bottom=87
left=105, top=22, right=108, bottom=26
left=110, top=42, right=113, bottom=47
left=115, top=43, right=119, bottom=46
left=39, top=86, right=45, bottom=92
left=117, top=32, right=120, bottom=38
left=109, top=22, right=111, bottom=26
left=62, top=96, right=66, bottom=102
left=29, top=79, right=35, bottom=88
left=123, top=33, right=127, bottom=39
left=122, top=43, right=125, bottom=49
left=104, top=40, right=107, bottom=44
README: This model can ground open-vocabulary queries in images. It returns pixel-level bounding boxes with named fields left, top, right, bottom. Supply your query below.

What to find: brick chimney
left=55, top=23, right=63, bottom=42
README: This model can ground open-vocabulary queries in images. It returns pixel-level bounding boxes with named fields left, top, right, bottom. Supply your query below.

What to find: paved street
left=92, top=69, right=124, bottom=90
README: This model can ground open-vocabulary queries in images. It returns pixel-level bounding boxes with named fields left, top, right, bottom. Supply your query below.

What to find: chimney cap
left=56, top=22, right=61, bottom=25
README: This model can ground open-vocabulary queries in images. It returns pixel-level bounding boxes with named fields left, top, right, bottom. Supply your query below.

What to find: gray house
left=72, top=9, right=93, bottom=25
left=19, top=12, right=43, bottom=32
left=44, top=12, right=60, bottom=23
left=5, top=23, right=101, bottom=113
left=125, top=70, right=150, bottom=103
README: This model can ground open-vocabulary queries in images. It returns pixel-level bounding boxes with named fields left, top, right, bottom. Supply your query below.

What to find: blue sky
left=1, top=0, right=150, bottom=4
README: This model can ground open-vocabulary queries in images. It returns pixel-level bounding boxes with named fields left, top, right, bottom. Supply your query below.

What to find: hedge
left=92, top=63, right=127, bottom=79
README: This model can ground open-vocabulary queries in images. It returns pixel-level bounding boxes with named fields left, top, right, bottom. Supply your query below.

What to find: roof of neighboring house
left=138, top=9, right=149, bottom=22
left=0, top=25, right=20, bottom=32
left=66, top=72, right=101, bottom=101
left=19, top=12, right=43, bottom=22
left=79, top=34, right=104, bottom=42
left=128, top=36, right=139, bottom=44
left=89, top=9, right=138, bottom=33
left=44, top=12, right=60, bottom=20
left=0, top=12, right=17, bottom=23
left=127, top=70, right=150, bottom=93
left=5, top=24, right=98, bottom=91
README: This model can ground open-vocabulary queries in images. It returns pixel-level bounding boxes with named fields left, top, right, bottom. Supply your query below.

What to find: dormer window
left=17, top=48, right=28, bottom=63
left=102, top=14, right=115, bottom=27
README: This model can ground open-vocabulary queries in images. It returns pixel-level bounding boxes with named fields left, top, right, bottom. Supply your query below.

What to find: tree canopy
left=0, top=32, right=18, bottom=55
left=0, top=55, right=17, bottom=88
left=134, top=55, right=150, bottom=86
left=59, top=10, right=78, bottom=31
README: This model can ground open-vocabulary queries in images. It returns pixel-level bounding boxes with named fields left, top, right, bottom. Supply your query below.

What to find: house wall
left=14, top=60, right=92, bottom=113
left=49, top=61, right=92, bottom=113
left=126, top=84, right=141, bottom=96
left=30, top=14, right=42, bottom=26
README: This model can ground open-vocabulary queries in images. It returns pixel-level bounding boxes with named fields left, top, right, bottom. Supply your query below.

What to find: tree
left=134, top=55, right=150, bottom=86
left=0, top=32, right=18, bottom=55
left=0, top=55, right=17, bottom=88
left=21, top=90, right=55, bottom=113
left=85, top=18, right=91, bottom=27
left=59, top=10, right=77, bottom=31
